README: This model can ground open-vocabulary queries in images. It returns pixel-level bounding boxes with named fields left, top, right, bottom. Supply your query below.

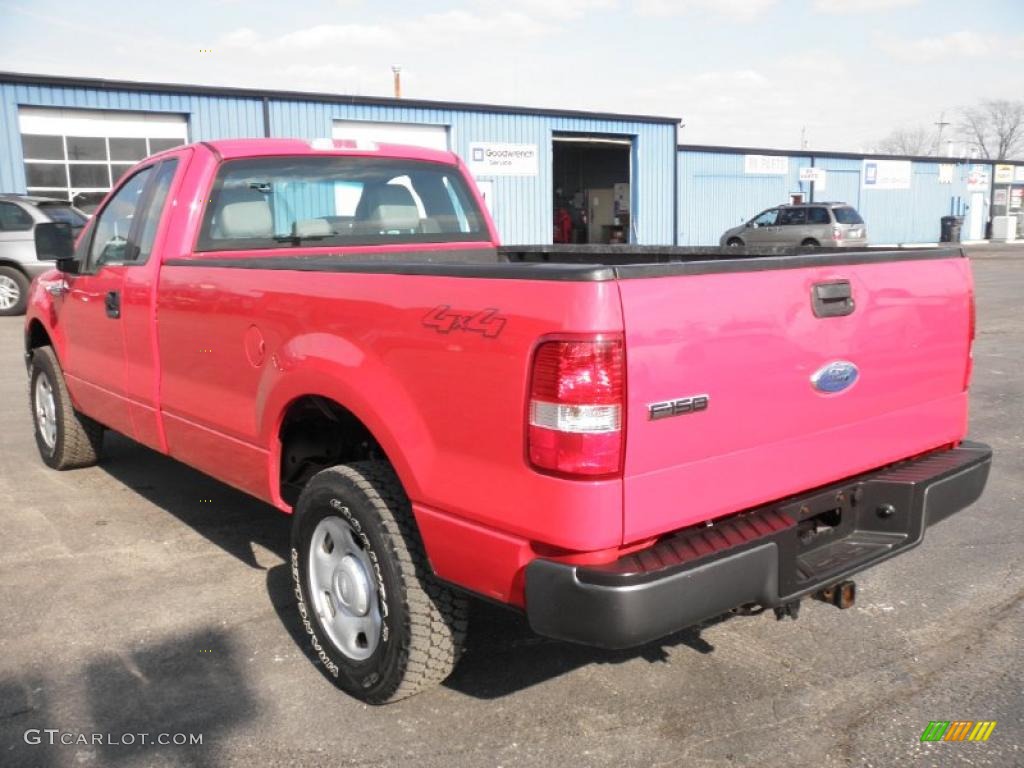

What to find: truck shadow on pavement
left=266, top=562, right=736, bottom=700
left=0, top=628, right=256, bottom=768
left=99, top=433, right=291, bottom=568
left=99, top=432, right=737, bottom=702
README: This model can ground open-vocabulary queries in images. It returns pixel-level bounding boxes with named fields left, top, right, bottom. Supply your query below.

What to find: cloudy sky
left=1, top=0, right=1021, bottom=151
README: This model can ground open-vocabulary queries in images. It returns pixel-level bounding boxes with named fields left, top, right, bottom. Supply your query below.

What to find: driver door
left=59, top=164, right=156, bottom=436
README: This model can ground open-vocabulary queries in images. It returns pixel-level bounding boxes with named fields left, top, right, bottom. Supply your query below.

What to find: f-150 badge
left=648, top=394, right=710, bottom=421
left=811, top=361, right=859, bottom=393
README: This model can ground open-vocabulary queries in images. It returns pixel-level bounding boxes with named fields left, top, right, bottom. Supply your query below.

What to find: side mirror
left=34, top=222, right=78, bottom=271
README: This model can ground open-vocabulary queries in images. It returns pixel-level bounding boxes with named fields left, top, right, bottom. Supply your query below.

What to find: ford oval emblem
left=811, top=361, right=859, bottom=394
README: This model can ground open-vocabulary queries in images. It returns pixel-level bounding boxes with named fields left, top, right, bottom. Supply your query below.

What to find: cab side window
left=89, top=167, right=153, bottom=268
left=134, top=160, right=178, bottom=264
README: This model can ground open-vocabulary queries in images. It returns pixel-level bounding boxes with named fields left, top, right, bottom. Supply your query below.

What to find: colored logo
left=920, top=721, right=997, bottom=742
left=810, top=361, right=859, bottom=394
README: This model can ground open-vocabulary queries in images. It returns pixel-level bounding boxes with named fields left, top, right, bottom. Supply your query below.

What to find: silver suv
left=720, top=203, right=867, bottom=248
left=0, top=195, right=88, bottom=316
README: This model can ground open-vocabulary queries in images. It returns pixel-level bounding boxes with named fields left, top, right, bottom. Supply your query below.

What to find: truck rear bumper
left=525, top=441, right=992, bottom=649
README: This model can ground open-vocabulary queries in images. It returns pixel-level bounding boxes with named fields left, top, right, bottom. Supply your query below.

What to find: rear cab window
left=833, top=207, right=864, bottom=225
left=197, top=156, right=489, bottom=252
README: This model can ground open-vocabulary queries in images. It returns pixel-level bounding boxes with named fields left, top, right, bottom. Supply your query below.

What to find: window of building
left=18, top=107, right=188, bottom=214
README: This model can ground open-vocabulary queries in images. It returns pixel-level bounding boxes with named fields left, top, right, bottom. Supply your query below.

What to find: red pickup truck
left=25, top=139, right=991, bottom=703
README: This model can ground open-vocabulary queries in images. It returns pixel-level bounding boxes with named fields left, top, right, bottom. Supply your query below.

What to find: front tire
left=0, top=266, right=29, bottom=316
left=29, top=347, right=104, bottom=469
left=291, top=461, right=468, bottom=703
left=726, top=237, right=744, bottom=247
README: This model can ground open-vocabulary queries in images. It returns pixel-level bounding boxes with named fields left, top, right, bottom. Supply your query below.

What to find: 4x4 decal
left=422, top=305, right=506, bottom=338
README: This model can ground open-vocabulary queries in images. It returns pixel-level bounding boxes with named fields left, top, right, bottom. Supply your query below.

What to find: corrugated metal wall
left=0, top=79, right=677, bottom=246
left=679, top=148, right=991, bottom=245
left=677, top=150, right=812, bottom=245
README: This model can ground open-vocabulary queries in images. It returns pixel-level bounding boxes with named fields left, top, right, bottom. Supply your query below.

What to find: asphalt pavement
left=1, top=245, right=1021, bottom=767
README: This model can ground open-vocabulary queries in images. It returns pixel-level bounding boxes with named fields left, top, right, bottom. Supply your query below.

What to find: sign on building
left=862, top=159, right=912, bottom=190
left=744, top=154, right=788, bottom=175
left=966, top=165, right=990, bottom=191
left=798, top=167, right=826, bottom=190
left=939, top=164, right=955, bottom=184
left=467, top=143, right=538, bottom=176
left=994, top=164, right=1015, bottom=184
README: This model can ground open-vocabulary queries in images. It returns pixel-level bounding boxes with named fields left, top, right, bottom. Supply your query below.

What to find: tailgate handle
left=812, top=280, right=854, bottom=318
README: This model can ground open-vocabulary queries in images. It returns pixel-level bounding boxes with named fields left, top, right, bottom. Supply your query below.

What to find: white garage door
left=18, top=107, right=188, bottom=213
left=332, top=120, right=449, bottom=151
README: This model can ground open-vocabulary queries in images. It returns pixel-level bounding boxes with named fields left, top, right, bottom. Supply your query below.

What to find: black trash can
left=940, top=215, right=963, bottom=243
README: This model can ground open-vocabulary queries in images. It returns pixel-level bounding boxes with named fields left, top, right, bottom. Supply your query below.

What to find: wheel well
left=727, top=237, right=744, bottom=246
left=801, top=238, right=820, bottom=246
left=26, top=319, right=52, bottom=357
left=278, top=396, right=385, bottom=506
left=0, top=260, right=29, bottom=276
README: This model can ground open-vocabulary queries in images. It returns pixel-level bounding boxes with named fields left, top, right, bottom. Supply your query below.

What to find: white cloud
left=634, top=0, right=777, bottom=21
left=219, top=23, right=400, bottom=52
left=483, top=0, right=619, bottom=20
left=409, top=9, right=548, bottom=44
left=813, top=0, right=919, bottom=12
left=878, top=30, right=993, bottom=63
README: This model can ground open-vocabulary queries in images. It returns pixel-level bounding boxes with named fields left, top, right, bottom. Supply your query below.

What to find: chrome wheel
left=34, top=373, right=58, bottom=452
left=0, top=274, right=19, bottom=310
left=307, top=515, right=382, bottom=661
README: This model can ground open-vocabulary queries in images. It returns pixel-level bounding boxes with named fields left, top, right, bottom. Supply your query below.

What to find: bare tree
left=872, top=125, right=934, bottom=156
left=958, top=99, right=1024, bottom=160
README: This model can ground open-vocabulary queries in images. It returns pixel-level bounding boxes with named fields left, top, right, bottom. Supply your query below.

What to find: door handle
left=105, top=290, right=121, bottom=319
left=812, top=280, right=854, bottom=318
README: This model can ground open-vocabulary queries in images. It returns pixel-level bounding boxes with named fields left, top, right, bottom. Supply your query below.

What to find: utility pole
left=934, top=112, right=951, bottom=156
left=392, top=66, right=402, bottom=99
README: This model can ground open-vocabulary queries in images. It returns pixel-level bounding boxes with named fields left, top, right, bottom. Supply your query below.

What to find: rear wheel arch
left=275, top=394, right=398, bottom=508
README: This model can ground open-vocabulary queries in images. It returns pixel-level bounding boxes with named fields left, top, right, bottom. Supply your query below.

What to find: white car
left=0, top=194, right=88, bottom=315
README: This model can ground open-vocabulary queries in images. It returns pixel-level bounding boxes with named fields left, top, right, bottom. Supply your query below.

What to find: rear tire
left=291, top=461, right=468, bottom=704
left=726, top=237, right=744, bottom=247
left=0, top=266, right=29, bottom=316
left=29, top=347, right=104, bottom=469
left=801, top=238, right=820, bottom=247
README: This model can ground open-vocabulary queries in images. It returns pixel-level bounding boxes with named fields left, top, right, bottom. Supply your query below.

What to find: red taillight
left=964, top=289, right=976, bottom=390
left=528, top=337, right=624, bottom=477
left=832, top=227, right=842, bottom=240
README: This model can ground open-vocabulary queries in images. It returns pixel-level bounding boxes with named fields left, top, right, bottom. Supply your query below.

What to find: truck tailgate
left=618, top=253, right=973, bottom=544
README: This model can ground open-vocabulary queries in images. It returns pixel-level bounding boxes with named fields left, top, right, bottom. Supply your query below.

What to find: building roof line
left=0, top=71, right=682, bottom=126
left=677, top=142, right=1014, bottom=166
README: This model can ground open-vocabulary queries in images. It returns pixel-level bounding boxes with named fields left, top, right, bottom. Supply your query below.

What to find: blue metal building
left=5, top=72, right=1021, bottom=248
left=0, top=72, right=678, bottom=245
left=678, top=145, right=1003, bottom=246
